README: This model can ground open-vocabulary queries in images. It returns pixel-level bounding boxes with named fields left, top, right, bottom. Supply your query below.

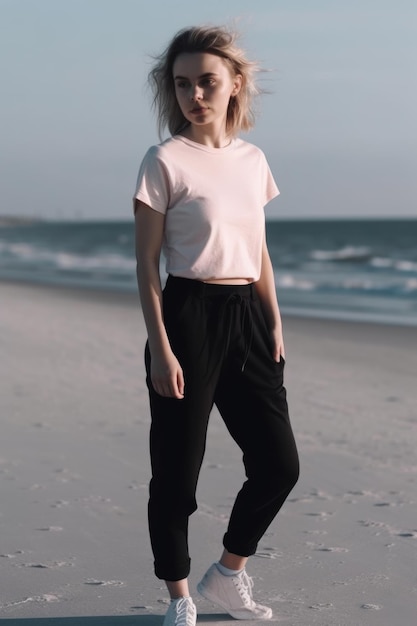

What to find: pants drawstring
left=165, top=275, right=255, bottom=374
left=219, top=293, right=254, bottom=372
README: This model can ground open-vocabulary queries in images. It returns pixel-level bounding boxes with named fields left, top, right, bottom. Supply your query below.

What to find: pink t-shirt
left=133, top=135, right=279, bottom=282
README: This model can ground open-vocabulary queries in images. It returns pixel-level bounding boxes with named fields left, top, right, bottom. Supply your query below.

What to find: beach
left=1, top=281, right=416, bottom=626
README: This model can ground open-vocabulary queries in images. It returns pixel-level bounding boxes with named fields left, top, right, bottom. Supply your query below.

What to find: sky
left=0, top=0, right=416, bottom=220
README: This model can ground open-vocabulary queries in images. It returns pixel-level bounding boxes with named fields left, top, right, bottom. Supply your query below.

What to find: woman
left=134, top=25, right=299, bottom=626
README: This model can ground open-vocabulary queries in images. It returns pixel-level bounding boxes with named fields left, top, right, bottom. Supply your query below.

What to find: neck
left=183, top=122, right=231, bottom=149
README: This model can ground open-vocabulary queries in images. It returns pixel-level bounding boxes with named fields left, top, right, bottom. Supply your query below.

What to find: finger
left=153, top=376, right=183, bottom=399
left=177, top=369, right=185, bottom=397
left=166, top=375, right=183, bottom=399
left=166, top=379, right=180, bottom=398
left=170, top=382, right=184, bottom=399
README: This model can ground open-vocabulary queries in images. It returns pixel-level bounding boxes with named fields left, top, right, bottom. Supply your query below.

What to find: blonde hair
left=148, top=25, right=260, bottom=139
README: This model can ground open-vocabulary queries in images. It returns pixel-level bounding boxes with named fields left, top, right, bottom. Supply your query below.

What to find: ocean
left=1, top=218, right=417, bottom=326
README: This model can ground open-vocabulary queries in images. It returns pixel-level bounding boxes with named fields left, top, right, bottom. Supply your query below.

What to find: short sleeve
left=262, top=154, right=280, bottom=206
left=133, top=146, right=170, bottom=215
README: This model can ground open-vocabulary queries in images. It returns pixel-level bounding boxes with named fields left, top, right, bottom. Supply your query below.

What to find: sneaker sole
left=197, top=582, right=272, bottom=620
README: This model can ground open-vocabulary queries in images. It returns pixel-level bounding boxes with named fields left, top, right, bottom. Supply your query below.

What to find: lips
left=190, top=107, right=207, bottom=113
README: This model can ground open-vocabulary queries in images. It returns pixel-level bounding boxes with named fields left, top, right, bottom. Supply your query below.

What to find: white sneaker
left=163, top=596, right=197, bottom=626
left=197, top=563, right=273, bottom=620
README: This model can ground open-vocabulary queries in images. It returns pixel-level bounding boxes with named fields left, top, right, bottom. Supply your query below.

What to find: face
left=172, top=52, right=242, bottom=131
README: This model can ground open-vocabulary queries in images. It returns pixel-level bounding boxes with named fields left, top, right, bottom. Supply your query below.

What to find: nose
left=190, top=84, right=203, bottom=102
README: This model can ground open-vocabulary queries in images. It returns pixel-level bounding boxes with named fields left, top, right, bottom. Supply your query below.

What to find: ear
left=231, top=74, right=242, bottom=97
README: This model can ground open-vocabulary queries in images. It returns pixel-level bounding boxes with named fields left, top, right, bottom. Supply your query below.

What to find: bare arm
left=135, top=200, right=184, bottom=398
left=255, top=229, right=285, bottom=362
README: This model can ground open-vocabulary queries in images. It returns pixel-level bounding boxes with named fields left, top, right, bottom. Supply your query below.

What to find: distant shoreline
left=1, top=215, right=417, bottom=226
left=0, top=216, right=44, bottom=227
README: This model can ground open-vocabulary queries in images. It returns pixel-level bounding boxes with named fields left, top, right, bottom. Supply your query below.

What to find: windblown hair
left=148, top=25, right=261, bottom=139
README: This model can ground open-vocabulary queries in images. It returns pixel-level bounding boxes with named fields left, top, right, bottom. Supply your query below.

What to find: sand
left=1, top=281, right=416, bottom=626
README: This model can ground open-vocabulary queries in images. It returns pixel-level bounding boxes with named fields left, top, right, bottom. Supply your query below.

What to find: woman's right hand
left=150, top=349, right=185, bottom=399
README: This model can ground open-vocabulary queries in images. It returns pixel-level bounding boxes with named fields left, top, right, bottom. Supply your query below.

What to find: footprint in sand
left=289, top=489, right=332, bottom=504
left=84, top=579, right=124, bottom=586
left=358, top=520, right=389, bottom=529
left=54, top=468, right=81, bottom=482
left=50, top=500, right=70, bottom=508
left=197, top=503, right=228, bottom=523
left=305, top=511, right=334, bottom=520
left=255, top=547, right=282, bottom=559
left=305, top=541, right=348, bottom=553
left=128, top=482, right=148, bottom=490
left=2, top=594, right=61, bottom=608
left=309, top=603, right=333, bottom=610
left=315, top=546, right=349, bottom=553
left=1, top=550, right=24, bottom=558
left=18, top=561, right=72, bottom=569
left=288, top=495, right=313, bottom=503
left=359, top=519, right=417, bottom=539
left=310, top=489, right=333, bottom=500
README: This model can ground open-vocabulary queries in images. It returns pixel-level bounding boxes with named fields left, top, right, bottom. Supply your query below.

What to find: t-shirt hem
left=133, top=192, right=166, bottom=215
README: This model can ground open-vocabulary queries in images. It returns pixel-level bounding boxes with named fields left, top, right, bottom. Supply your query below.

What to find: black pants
left=145, top=275, right=299, bottom=581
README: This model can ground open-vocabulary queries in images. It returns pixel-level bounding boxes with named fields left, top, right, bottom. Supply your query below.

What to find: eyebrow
left=174, top=72, right=218, bottom=80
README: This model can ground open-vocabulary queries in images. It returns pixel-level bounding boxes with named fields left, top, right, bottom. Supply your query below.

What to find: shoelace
left=233, top=571, right=256, bottom=608
left=174, top=597, right=196, bottom=626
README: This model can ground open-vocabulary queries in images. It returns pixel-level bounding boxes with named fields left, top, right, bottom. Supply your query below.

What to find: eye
left=176, top=80, right=188, bottom=89
left=201, top=78, right=215, bottom=86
